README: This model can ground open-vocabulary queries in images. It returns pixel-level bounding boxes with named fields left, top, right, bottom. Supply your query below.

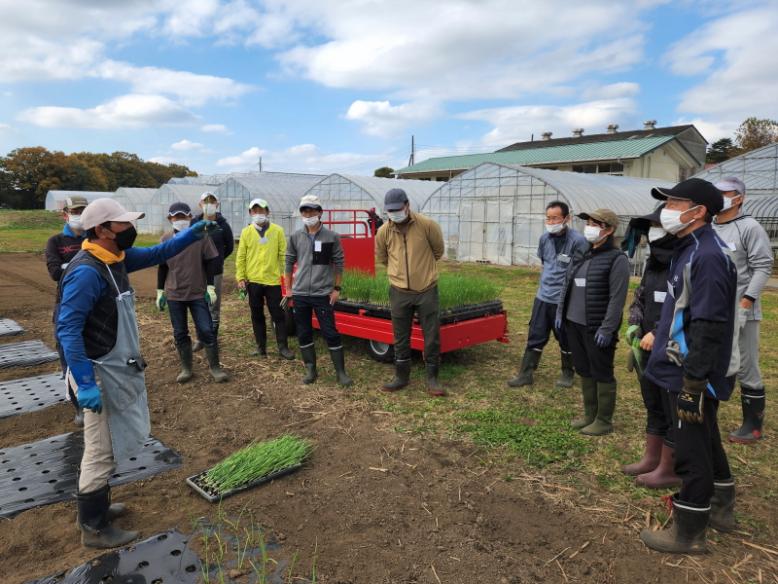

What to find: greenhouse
left=44, top=190, right=113, bottom=211
left=743, top=195, right=778, bottom=247
left=214, top=172, right=326, bottom=235
left=112, top=187, right=157, bottom=233
left=148, top=184, right=213, bottom=233
left=420, top=162, right=671, bottom=266
left=693, top=142, right=778, bottom=197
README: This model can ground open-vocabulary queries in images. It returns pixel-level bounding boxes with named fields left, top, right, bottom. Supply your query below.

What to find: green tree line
left=706, top=117, right=778, bottom=164
left=0, top=147, right=196, bottom=209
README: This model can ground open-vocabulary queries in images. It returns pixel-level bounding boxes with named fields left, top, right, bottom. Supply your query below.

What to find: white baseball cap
left=80, top=198, right=144, bottom=230
left=249, top=198, right=269, bottom=210
left=714, top=177, right=746, bottom=195
left=200, top=191, right=219, bottom=201
left=299, top=194, right=322, bottom=210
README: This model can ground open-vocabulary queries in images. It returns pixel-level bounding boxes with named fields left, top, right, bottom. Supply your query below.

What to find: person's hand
left=238, top=279, right=247, bottom=291
left=206, top=285, right=217, bottom=307
left=155, top=289, right=167, bottom=311
left=554, top=317, right=562, bottom=332
left=740, top=297, right=754, bottom=310
left=189, top=220, right=218, bottom=239
left=639, top=331, right=655, bottom=351
left=594, top=331, right=612, bottom=348
left=329, top=289, right=340, bottom=305
left=77, top=382, right=102, bottom=413
left=625, top=324, right=640, bottom=345
left=677, top=377, right=706, bottom=424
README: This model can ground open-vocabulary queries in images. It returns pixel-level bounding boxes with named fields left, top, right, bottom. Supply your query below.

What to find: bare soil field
left=0, top=252, right=775, bottom=583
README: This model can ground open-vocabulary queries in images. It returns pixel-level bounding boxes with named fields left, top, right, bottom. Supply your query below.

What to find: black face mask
left=112, top=225, right=137, bottom=250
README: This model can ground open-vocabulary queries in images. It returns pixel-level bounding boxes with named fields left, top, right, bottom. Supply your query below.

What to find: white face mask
left=648, top=226, right=667, bottom=242
left=203, top=203, right=218, bottom=217
left=252, top=213, right=268, bottom=225
left=545, top=222, right=565, bottom=235
left=583, top=225, right=604, bottom=243
left=660, top=206, right=698, bottom=235
left=67, top=215, right=82, bottom=230
left=172, top=219, right=190, bottom=232
left=387, top=209, right=408, bottom=223
left=302, top=215, right=320, bottom=228
left=721, top=195, right=740, bottom=212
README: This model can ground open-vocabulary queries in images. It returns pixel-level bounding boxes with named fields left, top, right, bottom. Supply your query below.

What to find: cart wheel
left=366, top=339, right=394, bottom=363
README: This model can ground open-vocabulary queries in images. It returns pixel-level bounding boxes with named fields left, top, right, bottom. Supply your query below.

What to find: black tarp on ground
left=26, top=529, right=200, bottom=584
left=0, top=373, right=68, bottom=419
left=0, top=340, right=58, bottom=369
left=0, top=433, right=182, bottom=518
left=0, top=318, right=24, bottom=337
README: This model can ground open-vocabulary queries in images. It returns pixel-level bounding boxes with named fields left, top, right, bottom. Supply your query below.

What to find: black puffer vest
left=639, top=246, right=672, bottom=334
left=560, top=239, right=623, bottom=332
left=57, top=249, right=133, bottom=359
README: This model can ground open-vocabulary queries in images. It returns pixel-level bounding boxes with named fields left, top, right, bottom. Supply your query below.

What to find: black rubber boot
left=251, top=344, right=267, bottom=357
left=555, top=350, right=575, bottom=388
left=192, top=340, right=204, bottom=353
left=175, top=341, right=194, bottom=384
left=277, top=342, right=295, bottom=360
left=640, top=495, right=709, bottom=554
left=729, top=387, right=765, bottom=444
left=426, top=363, right=447, bottom=397
left=77, top=485, right=138, bottom=549
left=204, top=344, right=229, bottom=383
left=300, top=344, right=318, bottom=384
left=507, top=349, right=541, bottom=387
left=383, top=359, right=411, bottom=392
left=329, top=347, right=353, bottom=387
left=571, top=376, right=598, bottom=429
left=710, top=480, right=737, bottom=532
left=580, top=380, right=616, bottom=436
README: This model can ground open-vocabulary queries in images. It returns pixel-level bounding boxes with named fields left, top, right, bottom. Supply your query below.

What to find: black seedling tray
left=0, top=340, right=58, bottom=369
left=186, top=464, right=303, bottom=503
left=0, top=318, right=24, bottom=337
left=0, top=373, right=68, bottom=419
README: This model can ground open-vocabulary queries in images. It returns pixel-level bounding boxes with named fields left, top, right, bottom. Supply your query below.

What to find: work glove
left=156, top=289, right=167, bottom=311
left=206, top=284, right=217, bottom=307
left=76, top=382, right=102, bottom=414
left=677, top=377, right=706, bottom=424
left=189, top=220, right=219, bottom=239
left=554, top=317, right=562, bottom=332
left=625, top=324, right=640, bottom=345
left=280, top=295, right=289, bottom=310
left=238, top=288, right=247, bottom=301
left=594, top=331, right=612, bottom=348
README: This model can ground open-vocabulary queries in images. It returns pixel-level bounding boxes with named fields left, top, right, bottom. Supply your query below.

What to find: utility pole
left=407, top=135, right=415, bottom=167
left=258, top=156, right=263, bottom=172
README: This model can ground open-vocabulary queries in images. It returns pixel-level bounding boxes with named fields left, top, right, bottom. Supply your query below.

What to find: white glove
left=206, top=284, right=217, bottom=307
left=61, top=262, right=69, bottom=270
left=155, top=289, right=167, bottom=311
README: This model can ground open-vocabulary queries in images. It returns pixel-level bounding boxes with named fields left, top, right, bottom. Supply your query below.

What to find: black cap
left=384, top=188, right=409, bottom=212
left=628, top=204, right=664, bottom=232
left=167, top=201, right=192, bottom=217
left=651, top=178, right=723, bottom=216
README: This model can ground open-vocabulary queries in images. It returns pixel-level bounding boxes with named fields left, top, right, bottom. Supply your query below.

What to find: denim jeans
left=168, top=298, right=215, bottom=348
left=293, top=294, right=341, bottom=348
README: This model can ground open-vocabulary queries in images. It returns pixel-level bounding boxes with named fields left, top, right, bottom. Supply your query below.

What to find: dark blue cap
left=167, top=201, right=192, bottom=217
left=384, top=188, right=409, bottom=212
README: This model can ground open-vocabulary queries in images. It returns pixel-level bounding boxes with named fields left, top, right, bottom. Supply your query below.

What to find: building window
left=572, top=162, right=624, bottom=175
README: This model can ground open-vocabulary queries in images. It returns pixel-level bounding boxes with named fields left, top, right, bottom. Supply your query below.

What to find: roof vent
left=572, top=128, right=584, bottom=138
left=643, top=119, right=657, bottom=130
left=541, top=131, right=553, bottom=141
left=607, top=124, right=619, bottom=134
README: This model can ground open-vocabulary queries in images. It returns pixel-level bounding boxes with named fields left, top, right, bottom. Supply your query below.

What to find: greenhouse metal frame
left=693, top=142, right=778, bottom=197
left=44, top=190, right=113, bottom=211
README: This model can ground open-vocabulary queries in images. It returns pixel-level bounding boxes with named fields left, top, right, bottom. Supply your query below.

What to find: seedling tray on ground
left=26, top=529, right=200, bottom=584
left=0, top=340, right=58, bottom=369
left=186, top=464, right=303, bottom=503
left=0, top=373, right=68, bottom=419
left=0, top=318, right=25, bottom=337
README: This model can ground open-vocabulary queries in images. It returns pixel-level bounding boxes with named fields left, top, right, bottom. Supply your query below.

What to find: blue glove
left=554, top=317, right=562, bottom=332
left=189, top=220, right=218, bottom=240
left=77, top=382, right=102, bottom=413
left=594, top=332, right=612, bottom=348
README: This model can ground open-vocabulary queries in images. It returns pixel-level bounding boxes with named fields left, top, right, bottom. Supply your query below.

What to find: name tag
left=727, top=241, right=736, bottom=251
left=654, top=291, right=667, bottom=303
left=574, top=278, right=586, bottom=287
left=557, top=253, right=571, bottom=264
left=314, top=240, right=322, bottom=252
left=260, top=237, right=268, bottom=244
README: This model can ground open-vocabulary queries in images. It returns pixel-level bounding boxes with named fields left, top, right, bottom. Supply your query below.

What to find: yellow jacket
left=236, top=223, right=287, bottom=285
left=375, top=211, right=444, bottom=292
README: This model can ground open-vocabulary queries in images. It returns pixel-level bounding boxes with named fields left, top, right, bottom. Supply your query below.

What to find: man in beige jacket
left=375, top=188, right=446, bottom=396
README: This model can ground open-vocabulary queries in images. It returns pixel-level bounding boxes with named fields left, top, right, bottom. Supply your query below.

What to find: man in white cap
left=56, top=198, right=215, bottom=548
left=190, top=191, right=233, bottom=349
left=236, top=198, right=293, bottom=359
left=712, top=176, right=772, bottom=444
left=284, top=195, right=352, bottom=386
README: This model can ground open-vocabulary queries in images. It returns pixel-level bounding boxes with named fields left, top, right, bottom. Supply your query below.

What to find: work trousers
left=79, top=409, right=115, bottom=493
left=638, top=350, right=673, bottom=443
left=565, top=320, right=615, bottom=383
left=738, top=318, right=763, bottom=389
left=526, top=298, right=569, bottom=353
left=389, top=285, right=440, bottom=365
left=168, top=298, right=215, bottom=348
left=670, top=392, right=732, bottom=507
left=248, top=283, right=287, bottom=348
left=293, top=294, right=342, bottom=349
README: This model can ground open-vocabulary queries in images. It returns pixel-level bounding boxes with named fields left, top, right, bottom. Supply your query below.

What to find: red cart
left=291, top=210, right=509, bottom=361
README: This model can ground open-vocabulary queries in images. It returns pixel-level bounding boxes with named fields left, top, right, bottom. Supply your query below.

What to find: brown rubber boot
left=636, top=444, right=681, bottom=489
left=622, top=434, right=663, bottom=476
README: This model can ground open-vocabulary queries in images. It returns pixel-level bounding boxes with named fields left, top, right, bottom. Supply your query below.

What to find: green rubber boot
left=580, top=380, right=617, bottom=436
left=571, top=376, right=597, bottom=429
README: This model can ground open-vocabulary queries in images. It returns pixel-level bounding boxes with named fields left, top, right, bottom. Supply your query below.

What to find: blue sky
left=0, top=0, right=776, bottom=176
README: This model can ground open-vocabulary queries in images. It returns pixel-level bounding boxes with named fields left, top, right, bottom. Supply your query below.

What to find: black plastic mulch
left=0, top=318, right=25, bottom=337
left=0, top=433, right=182, bottom=518
left=0, top=373, right=68, bottom=419
left=0, top=340, right=58, bottom=369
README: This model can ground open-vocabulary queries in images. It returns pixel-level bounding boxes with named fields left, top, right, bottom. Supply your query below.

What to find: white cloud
left=460, top=98, right=638, bottom=148
left=581, top=82, right=640, bottom=100
left=18, top=94, right=197, bottom=129
left=201, top=123, right=230, bottom=134
left=345, top=100, right=440, bottom=137
left=216, top=146, right=265, bottom=170
left=665, top=6, right=778, bottom=134
left=216, top=143, right=389, bottom=174
left=149, top=155, right=178, bottom=165
left=171, top=139, right=205, bottom=151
